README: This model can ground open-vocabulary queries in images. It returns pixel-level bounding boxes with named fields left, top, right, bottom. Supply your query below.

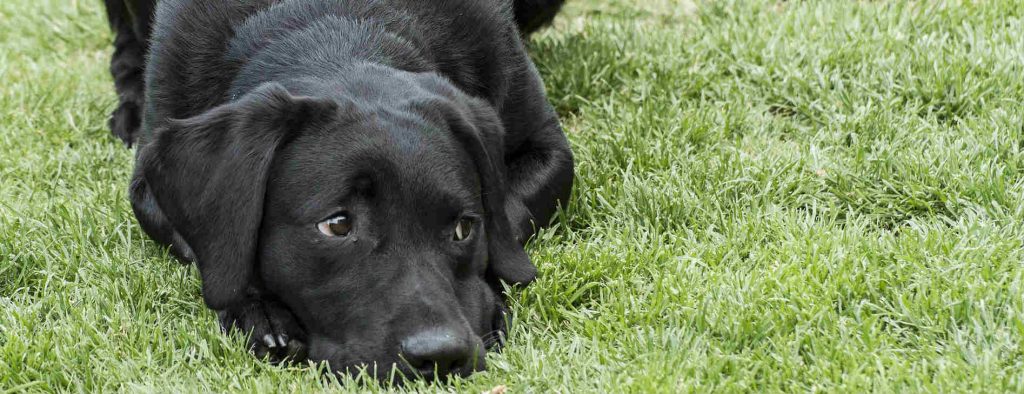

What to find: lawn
left=2, top=0, right=1024, bottom=392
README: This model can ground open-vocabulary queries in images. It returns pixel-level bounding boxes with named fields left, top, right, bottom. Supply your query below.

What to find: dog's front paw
left=217, top=299, right=308, bottom=363
left=109, top=99, right=140, bottom=147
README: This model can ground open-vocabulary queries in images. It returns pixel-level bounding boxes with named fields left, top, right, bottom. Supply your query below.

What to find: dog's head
left=139, top=72, right=536, bottom=380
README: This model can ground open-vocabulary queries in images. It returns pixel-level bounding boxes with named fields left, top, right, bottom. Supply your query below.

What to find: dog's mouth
left=484, top=301, right=510, bottom=352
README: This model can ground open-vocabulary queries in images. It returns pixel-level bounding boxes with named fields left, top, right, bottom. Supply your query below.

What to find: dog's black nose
left=400, top=328, right=475, bottom=378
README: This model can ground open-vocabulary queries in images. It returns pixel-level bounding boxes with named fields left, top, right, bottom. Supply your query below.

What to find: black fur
left=103, top=0, right=571, bottom=381
left=514, top=0, right=566, bottom=35
left=103, top=0, right=154, bottom=146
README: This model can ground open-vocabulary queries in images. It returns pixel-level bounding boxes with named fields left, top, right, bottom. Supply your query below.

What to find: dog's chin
left=307, top=332, right=497, bottom=383
left=312, top=347, right=488, bottom=384
left=305, top=340, right=403, bottom=383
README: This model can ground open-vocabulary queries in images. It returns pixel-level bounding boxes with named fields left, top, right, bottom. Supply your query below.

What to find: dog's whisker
left=481, top=329, right=507, bottom=349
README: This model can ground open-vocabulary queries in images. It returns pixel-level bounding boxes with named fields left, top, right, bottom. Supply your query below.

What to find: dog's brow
left=298, top=183, right=356, bottom=221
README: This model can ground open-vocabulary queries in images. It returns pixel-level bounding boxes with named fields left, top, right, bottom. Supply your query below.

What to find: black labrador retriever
left=102, top=0, right=571, bottom=382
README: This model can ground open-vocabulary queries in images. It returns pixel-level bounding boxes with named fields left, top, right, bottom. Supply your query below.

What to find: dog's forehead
left=269, top=116, right=481, bottom=215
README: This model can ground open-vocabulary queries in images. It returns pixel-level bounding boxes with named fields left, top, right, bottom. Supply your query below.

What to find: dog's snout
left=400, top=328, right=476, bottom=378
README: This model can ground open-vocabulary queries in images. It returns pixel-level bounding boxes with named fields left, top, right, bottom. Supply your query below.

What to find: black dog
left=103, top=0, right=571, bottom=382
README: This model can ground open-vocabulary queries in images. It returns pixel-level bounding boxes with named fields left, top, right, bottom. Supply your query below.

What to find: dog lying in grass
left=102, top=0, right=571, bottom=382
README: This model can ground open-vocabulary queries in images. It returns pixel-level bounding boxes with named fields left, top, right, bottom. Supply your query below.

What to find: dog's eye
left=317, top=214, right=352, bottom=237
left=454, top=218, right=474, bottom=241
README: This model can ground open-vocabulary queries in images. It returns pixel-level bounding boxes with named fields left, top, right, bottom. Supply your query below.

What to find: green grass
left=3, top=0, right=1024, bottom=391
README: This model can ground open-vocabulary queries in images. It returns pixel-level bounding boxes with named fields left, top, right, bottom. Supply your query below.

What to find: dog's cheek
left=259, top=225, right=321, bottom=290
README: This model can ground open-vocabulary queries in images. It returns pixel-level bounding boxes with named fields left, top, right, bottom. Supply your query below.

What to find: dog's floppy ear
left=138, top=83, right=337, bottom=310
left=443, top=96, right=538, bottom=286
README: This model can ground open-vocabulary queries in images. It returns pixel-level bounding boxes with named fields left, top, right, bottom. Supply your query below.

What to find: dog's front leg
left=103, top=0, right=151, bottom=146
left=513, top=0, right=566, bottom=36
